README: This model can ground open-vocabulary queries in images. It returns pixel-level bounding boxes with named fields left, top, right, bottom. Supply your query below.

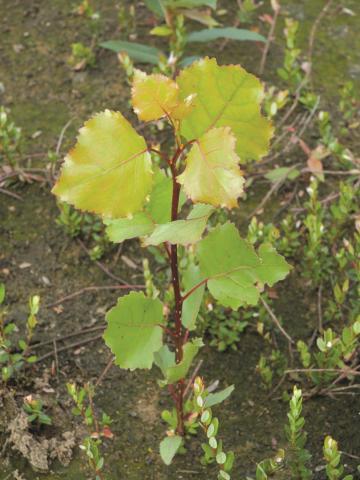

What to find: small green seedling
left=76, top=0, right=99, bottom=21
left=0, top=105, right=22, bottom=166
left=192, top=376, right=235, bottom=479
left=67, top=382, right=113, bottom=480
left=0, top=284, right=39, bottom=382
left=255, top=449, right=285, bottom=479
left=323, top=436, right=353, bottom=480
left=285, top=386, right=312, bottom=479
left=69, top=42, right=96, bottom=71
left=56, top=201, right=110, bottom=260
left=53, top=58, right=290, bottom=468
left=257, top=349, right=287, bottom=389
left=102, top=1, right=265, bottom=74
left=23, top=395, right=52, bottom=426
left=277, top=18, right=302, bottom=89
left=245, top=387, right=355, bottom=479
left=297, top=318, right=360, bottom=388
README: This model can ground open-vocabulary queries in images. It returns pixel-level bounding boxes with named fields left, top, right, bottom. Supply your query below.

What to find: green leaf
left=256, top=244, right=292, bottom=287
left=145, top=0, right=166, bottom=17
left=178, top=55, right=202, bottom=68
left=353, top=320, right=360, bottom=335
left=159, top=435, right=182, bottom=465
left=148, top=169, right=186, bottom=224
left=177, top=127, right=244, bottom=208
left=0, top=352, right=9, bottom=364
left=166, top=0, right=217, bottom=8
left=104, top=292, right=164, bottom=370
left=219, top=469, right=231, bottom=480
left=144, top=204, right=213, bottom=246
left=4, top=323, right=16, bottom=335
left=105, top=214, right=154, bottom=244
left=0, top=283, right=5, bottom=304
left=154, top=345, right=175, bottom=375
left=100, top=40, right=163, bottom=65
left=27, top=414, right=38, bottom=423
left=204, top=385, right=234, bottom=407
left=224, top=451, right=235, bottom=472
left=187, top=27, right=266, bottom=43
left=177, top=57, right=272, bottom=161
left=150, top=25, right=173, bottom=36
left=265, top=167, right=300, bottom=182
left=26, top=355, right=37, bottom=364
left=105, top=168, right=187, bottom=243
left=196, top=223, right=290, bottom=309
left=52, top=111, right=153, bottom=219
left=183, top=10, right=219, bottom=27
left=132, top=71, right=180, bottom=122
left=166, top=338, right=203, bottom=383
left=216, top=451, right=227, bottom=465
left=155, top=339, right=203, bottom=384
left=181, top=263, right=205, bottom=330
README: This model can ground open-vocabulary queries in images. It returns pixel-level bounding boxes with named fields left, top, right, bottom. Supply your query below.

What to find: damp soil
left=1, top=0, right=360, bottom=479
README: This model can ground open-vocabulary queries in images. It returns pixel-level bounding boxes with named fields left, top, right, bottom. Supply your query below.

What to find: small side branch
left=260, top=296, right=294, bottom=345
left=181, top=278, right=208, bottom=303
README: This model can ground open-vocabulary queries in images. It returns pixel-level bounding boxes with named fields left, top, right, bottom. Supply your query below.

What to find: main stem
left=169, top=147, right=185, bottom=435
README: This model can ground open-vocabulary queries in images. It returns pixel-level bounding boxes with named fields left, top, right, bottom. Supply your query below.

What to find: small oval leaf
left=160, top=435, right=182, bottom=465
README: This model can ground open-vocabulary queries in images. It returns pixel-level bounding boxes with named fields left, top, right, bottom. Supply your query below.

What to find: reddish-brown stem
left=167, top=145, right=186, bottom=435
left=161, top=140, right=196, bottom=435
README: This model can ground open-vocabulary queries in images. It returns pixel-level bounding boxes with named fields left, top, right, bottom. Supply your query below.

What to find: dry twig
left=260, top=296, right=294, bottom=345
left=45, top=284, right=143, bottom=308
left=259, top=0, right=280, bottom=74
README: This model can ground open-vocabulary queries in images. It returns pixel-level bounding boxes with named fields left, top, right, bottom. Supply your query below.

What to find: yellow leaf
left=170, top=94, right=197, bottom=120
left=131, top=70, right=179, bottom=122
left=131, top=70, right=195, bottom=122
left=52, top=110, right=153, bottom=218
left=177, top=127, right=245, bottom=208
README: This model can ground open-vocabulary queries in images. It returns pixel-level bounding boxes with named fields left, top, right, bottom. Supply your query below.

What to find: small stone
left=19, top=262, right=31, bottom=269
left=41, top=276, right=51, bottom=286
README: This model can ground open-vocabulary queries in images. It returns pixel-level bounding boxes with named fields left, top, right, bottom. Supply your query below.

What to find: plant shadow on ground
left=0, top=0, right=359, bottom=478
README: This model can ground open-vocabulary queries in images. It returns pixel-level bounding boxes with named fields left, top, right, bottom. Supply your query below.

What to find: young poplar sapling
left=52, top=57, right=290, bottom=468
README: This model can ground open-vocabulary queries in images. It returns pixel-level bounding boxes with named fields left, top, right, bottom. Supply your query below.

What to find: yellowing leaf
left=177, top=127, right=245, bottom=208
left=132, top=70, right=179, bottom=121
left=177, top=57, right=273, bottom=161
left=52, top=110, right=152, bottom=218
left=131, top=70, right=195, bottom=122
left=170, top=94, right=197, bottom=121
left=104, top=292, right=164, bottom=370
